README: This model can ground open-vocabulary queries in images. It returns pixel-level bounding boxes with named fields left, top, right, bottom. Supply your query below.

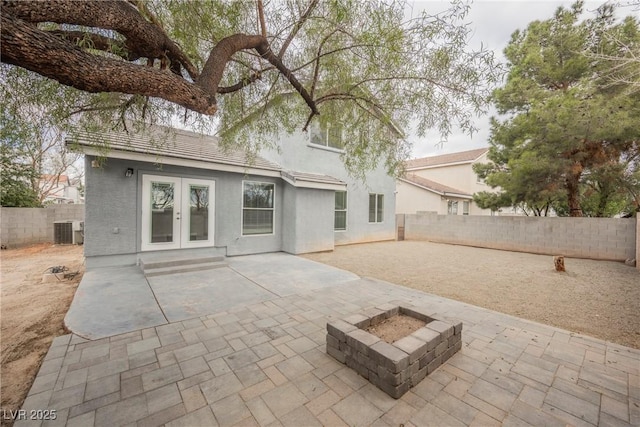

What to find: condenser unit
left=54, top=220, right=84, bottom=245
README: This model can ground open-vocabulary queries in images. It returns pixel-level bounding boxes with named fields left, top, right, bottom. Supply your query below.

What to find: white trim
left=141, top=175, right=216, bottom=251
left=281, top=174, right=346, bottom=191
left=406, top=160, right=473, bottom=171
left=306, top=143, right=345, bottom=154
left=141, top=175, right=182, bottom=251
left=181, top=178, right=216, bottom=248
left=334, top=190, right=348, bottom=231
left=241, top=180, right=276, bottom=237
left=368, top=193, right=385, bottom=224
left=398, top=177, right=473, bottom=200
left=79, top=146, right=282, bottom=178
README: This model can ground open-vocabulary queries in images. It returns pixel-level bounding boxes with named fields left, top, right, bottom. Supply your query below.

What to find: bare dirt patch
left=304, top=240, right=640, bottom=349
left=1, top=244, right=83, bottom=426
left=366, top=314, right=426, bottom=343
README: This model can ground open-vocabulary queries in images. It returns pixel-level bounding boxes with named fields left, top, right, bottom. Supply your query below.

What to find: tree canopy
left=1, top=0, right=501, bottom=177
left=474, top=1, right=640, bottom=217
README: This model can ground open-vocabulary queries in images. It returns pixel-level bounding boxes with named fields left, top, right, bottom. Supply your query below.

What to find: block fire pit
left=326, top=304, right=462, bottom=398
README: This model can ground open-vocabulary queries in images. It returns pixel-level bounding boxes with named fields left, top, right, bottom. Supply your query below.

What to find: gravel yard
left=303, top=240, right=640, bottom=349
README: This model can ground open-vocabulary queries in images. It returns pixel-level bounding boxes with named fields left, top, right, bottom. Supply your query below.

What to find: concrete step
left=144, top=260, right=228, bottom=277
left=141, top=255, right=225, bottom=271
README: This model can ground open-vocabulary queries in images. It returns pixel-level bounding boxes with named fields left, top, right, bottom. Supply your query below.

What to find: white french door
left=141, top=175, right=215, bottom=251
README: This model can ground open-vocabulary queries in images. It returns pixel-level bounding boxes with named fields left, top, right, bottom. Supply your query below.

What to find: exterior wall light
left=125, top=168, right=134, bottom=177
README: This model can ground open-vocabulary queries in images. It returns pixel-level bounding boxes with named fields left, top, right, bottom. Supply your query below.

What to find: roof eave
left=73, top=145, right=282, bottom=178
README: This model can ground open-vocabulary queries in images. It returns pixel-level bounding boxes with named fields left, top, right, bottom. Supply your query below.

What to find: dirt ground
left=304, top=240, right=640, bottom=349
left=1, top=244, right=83, bottom=425
left=366, top=314, right=426, bottom=343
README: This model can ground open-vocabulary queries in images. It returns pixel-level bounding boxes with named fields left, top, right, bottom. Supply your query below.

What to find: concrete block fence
left=398, top=212, right=638, bottom=268
left=0, top=205, right=84, bottom=248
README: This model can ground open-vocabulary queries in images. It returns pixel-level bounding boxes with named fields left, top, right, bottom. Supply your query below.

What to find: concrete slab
left=65, top=252, right=358, bottom=339
left=64, top=266, right=167, bottom=339
left=147, top=267, right=277, bottom=323
left=228, top=252, right=360, bottom=296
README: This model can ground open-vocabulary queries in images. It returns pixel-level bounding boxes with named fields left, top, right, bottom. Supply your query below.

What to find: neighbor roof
left=399, top=173, right=472, bottom=199
left=406, top=147, right=489, bottom=170
left=67, top=125, right=345, bottom=189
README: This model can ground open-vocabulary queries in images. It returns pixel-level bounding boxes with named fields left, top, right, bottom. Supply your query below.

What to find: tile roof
left=400, top=173, right=472, bottom=198
left=67, top=125, right=281, bottom=172
left=68, top=125, right=346, bottom=187
left=406, top=147, right=489, bottom=170
left=281, top=170, right=346, bottom=186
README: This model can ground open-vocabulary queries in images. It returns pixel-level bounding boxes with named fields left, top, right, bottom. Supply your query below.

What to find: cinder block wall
left=402, top=212, right=637, bottom=262
left=0, top=205, right=85, bottom=248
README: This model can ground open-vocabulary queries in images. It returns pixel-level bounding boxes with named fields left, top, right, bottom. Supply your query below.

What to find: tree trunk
left=566, top=173, right=583, bottom=217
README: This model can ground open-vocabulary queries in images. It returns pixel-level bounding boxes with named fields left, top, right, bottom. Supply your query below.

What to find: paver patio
left=16, top=254, right=640, bottom=426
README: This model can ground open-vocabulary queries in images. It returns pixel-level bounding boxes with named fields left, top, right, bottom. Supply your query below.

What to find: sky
left=407, top=0, right=633, bottom=159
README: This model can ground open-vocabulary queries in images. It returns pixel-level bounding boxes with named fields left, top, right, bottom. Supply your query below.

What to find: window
left=335, top=191, right=347, bottom=231
left=447, top=200, right=458, bottom=215
left=309, top=121, right=344, bottom=150
left=242, top=181, right=274, bottom=235
left=369, top=193, right=384, bottom=223
left=463, top=201, right=470, bottom=215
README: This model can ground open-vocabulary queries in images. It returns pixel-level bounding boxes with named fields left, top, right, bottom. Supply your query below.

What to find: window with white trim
left=242, top=181, right=274, bottom=235
left=463, top=201, right=470, bottom=215
left=309, top=121, right=344, bottom=150
left=335, top=191, right=347, bottom=231
left=369, top=193, right=384, bottom=223
left=447, top=200, right=458, bottom=215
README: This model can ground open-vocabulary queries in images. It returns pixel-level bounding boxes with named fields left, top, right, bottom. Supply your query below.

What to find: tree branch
left=4, top=0, right=198, bottom=79
left=278, top=0, right=319, bottom=58
left=217, top=72, right=262, bottom=94
left=47, top=30, right=138, bottom=61
left=199, top=34, right=318, bottom=115
left=257, top=0, right=267, bottom=38
left=1, top=13, right=217, bottom=114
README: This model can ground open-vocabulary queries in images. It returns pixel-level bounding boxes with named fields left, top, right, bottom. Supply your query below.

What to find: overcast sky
left=408, top=0, right=628, bottom=159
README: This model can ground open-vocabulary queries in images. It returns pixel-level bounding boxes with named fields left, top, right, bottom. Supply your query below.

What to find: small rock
left=553, top=256, right=565, bottom=272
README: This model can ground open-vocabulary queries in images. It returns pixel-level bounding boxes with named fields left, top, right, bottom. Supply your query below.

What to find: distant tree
left=1, top=68, right=82, bottom=205
left=1, top=0, right=502, bottom=177
left=0, top=141, right=40, bottom=208
left=476, top=1, right=640, bottom=217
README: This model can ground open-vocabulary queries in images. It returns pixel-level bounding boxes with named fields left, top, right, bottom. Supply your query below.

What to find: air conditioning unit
left=54, top=220, right=84, bottom=245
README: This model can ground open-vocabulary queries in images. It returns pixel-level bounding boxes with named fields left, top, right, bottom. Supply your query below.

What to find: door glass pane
left=151, top=182, right=174, bottom=243
left=189, top=185, right=209, bottom=241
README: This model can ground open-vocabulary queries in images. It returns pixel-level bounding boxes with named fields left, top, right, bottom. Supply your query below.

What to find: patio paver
left=17, top=255, right=640, bottom=426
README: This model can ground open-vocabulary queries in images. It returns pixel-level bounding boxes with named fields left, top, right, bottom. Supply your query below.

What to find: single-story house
left=68, top=125, right=395, bottom=268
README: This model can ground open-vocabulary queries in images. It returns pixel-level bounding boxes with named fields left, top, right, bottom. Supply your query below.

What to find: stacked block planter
left=326, top=304, right=462, bottom=398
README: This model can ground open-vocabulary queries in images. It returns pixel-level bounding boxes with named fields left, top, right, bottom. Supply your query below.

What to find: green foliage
left=3, top=0, right=502, bottom=179
left=0, top=66, right=87, bottom=203
left=0, top=141, right=41, bottom=207
left=477, top=1, right=640, bottom=217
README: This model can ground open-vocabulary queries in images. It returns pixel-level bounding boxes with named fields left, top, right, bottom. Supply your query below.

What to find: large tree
left=1, top=0, right=501, bottom=176
left=475, top=1, right=640, bottom=217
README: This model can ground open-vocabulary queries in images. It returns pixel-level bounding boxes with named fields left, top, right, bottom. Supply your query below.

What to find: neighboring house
left=39, top=174, right=84, bottom=204
left=396, top=147, right=494, bottom=216
left=68, top=125, right=395, bottom=267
